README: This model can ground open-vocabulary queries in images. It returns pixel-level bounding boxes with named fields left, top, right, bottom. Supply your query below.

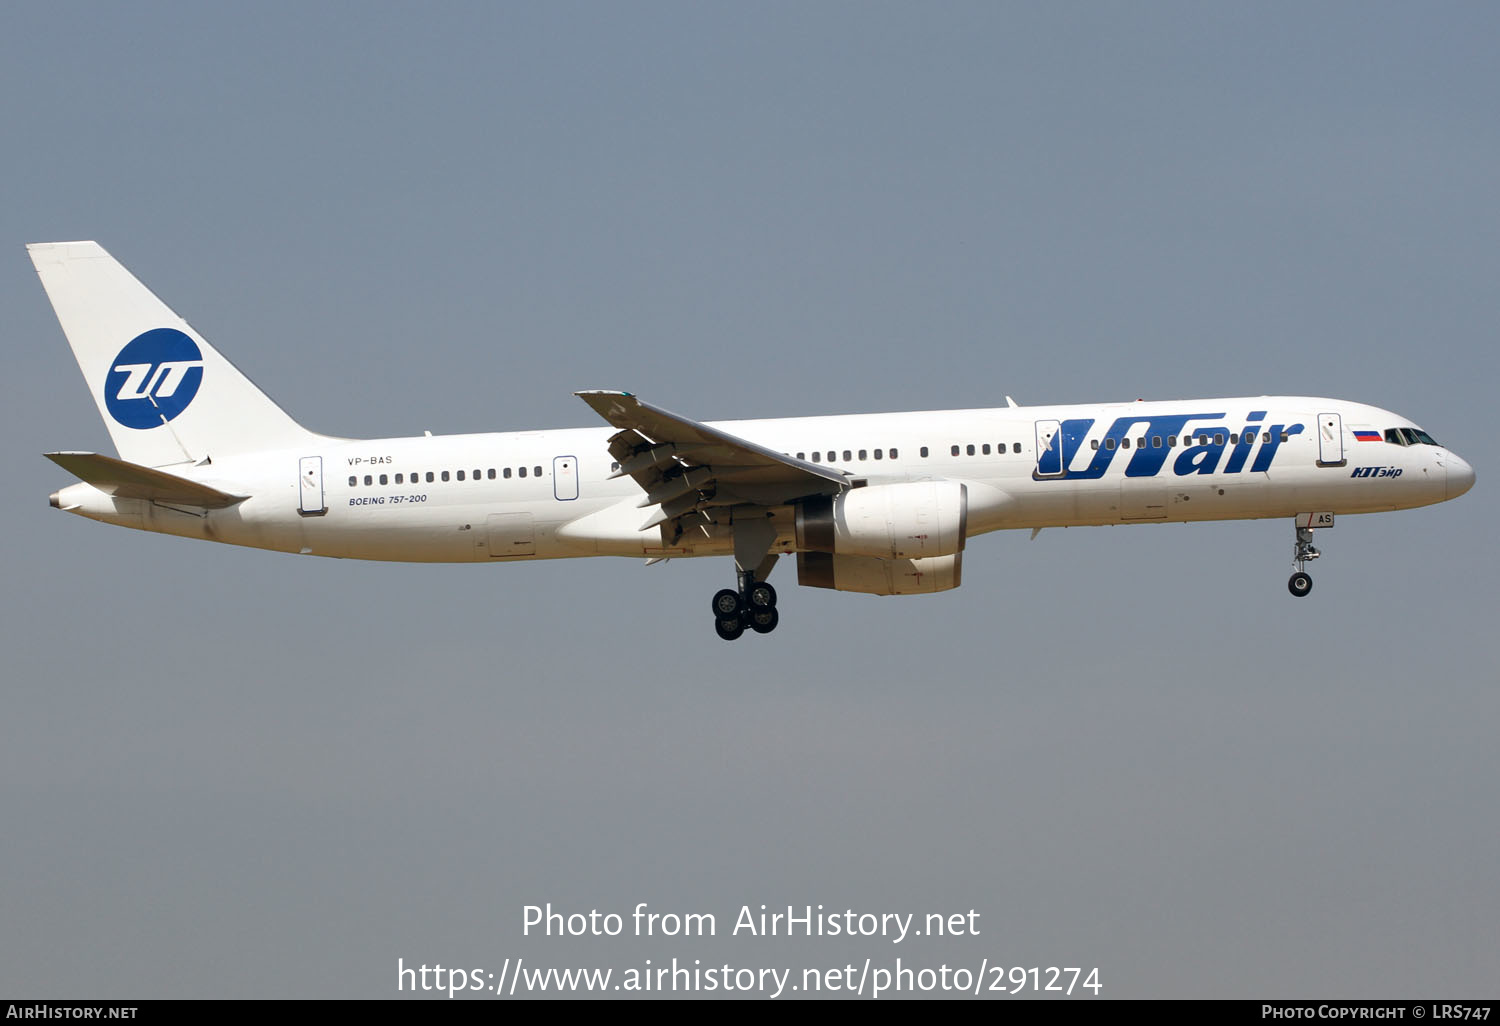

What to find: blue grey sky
left=2, top=2, right=1495, bottom=999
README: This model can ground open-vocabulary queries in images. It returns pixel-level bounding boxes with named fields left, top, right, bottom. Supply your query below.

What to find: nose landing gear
left=1288, top=524, right=1320, bottom=597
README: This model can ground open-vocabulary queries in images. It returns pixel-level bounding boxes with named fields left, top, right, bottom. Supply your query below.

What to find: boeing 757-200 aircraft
left=32, top=242, right=1475, bottom=640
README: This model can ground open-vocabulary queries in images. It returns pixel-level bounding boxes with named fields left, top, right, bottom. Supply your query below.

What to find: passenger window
left=535, top=466, right=542, bottom=476
left=518, top=467, right=526, bottom=478
left=611, top=462, right=620, bottom=472
left=426, top=472, right=434, bottom=483
left=456, top=470, right=465, bottom=481
left=441, top=471, right=450, bottom=482
left=1122, top=438, right=1131, bottom=450
left=827, top=451, right=836, bottom=462
left=1214, top=433, right=1224, bottom=445
left=858, top=449, right=867, bottom=460
left=1091, top=439, right=1100, bottom=451
left=873, top=449, right=883, bottom=460
left=504, top=467, right=512, bottom=478
left=1152, top=436, right=1162, bottom=448
left=920, top=447, right=929, bottom=458
left=379, top=474, right=388, bottom=485
left=981, top=443, right=991, bottom=455
left=796, top=452, right=805, bottom=460
left=966, top=444, right=975, bottom=456
left=1229, top=433, right=1238, bottom=445
left=348, top=476, right=357, bottom=487
left=1105, top=438, right=1116, bottom=450
left=1263, top=432, right=1272, bottom=444
left=811, top=452, right=820, bottom=463
left=488, top=469, right=496, bottom=480
left=1279, top=432, right=1288, bottom=442
left=842, top=451, right=851, bottom=462
left=890, top=448, right=898, bottom=459
left=473, top=469, right=481, bottom=480
left=1012, top=442, right=1021, bottom=454
left=1168, top=436, right=1177, bottom=447
left=396, top=473, right=404, bottom=484
left=364, top=475, right=372, bottom=485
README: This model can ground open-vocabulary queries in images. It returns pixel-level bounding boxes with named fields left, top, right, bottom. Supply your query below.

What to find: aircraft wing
left=575, top=390, right=847, bottom=532
left=46, top=451, right=248, bottom=509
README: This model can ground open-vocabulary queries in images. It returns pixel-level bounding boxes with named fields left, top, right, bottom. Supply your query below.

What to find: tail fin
left=29, top=241, right=323, bottom=468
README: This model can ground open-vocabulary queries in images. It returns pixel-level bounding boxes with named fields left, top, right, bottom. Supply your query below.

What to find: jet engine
left=796, top=551, right=963, bottom=595
left=795, top=481, right=967, bottom=559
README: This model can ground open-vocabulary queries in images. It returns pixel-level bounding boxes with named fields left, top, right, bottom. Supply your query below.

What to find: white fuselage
left=52, top=395, right=1471, bottom=565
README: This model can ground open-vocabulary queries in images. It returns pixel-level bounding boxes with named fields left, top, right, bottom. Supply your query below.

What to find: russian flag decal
left=1353, top=430, right=1382, bottom=442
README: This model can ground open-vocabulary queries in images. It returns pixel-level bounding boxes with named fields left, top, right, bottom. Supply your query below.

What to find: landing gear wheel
left=749, top=607, right=779, bottom=634
left=747, top=582, right=777, bottom=609
left=711, top=589, right=742, bottom=617
left=715, top=617, right=745, bottom=641
left=1288, top=571, right=1313, bottom=597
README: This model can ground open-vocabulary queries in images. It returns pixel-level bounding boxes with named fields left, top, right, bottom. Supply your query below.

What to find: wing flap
left=45, top=451, right=248, bottom=508
left=576, top=390, right=847, bottom=536
left=579, top=391, right=847, bottom=487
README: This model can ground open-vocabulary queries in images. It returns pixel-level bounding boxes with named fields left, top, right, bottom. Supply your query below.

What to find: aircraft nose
left=1446, top=453, right=1475, bottom=500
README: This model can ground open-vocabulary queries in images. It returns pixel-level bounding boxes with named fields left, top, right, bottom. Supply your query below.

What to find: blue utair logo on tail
left=104, top=328, right=204, bottom=429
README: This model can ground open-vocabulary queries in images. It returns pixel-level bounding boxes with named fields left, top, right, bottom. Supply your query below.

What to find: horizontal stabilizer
left=45, top=451, right=247, bottom=508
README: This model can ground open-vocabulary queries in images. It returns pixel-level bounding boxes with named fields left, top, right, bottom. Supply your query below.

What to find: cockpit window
left=1386, top=426, right=1441, bottom=447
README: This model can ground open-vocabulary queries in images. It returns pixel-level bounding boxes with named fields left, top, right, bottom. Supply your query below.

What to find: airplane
left=31, top=241, right=1475, bottom=640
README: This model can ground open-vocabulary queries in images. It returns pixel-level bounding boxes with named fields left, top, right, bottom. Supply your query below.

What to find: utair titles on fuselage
left=30, top=242, right=1475, bottom=640
left=1040, top=410, right=1299, bottom=480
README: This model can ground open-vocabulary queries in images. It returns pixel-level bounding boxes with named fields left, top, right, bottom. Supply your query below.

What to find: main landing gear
left=1288, top=524, right=1319, bottom=597
left=712, top=568, right=779, bottom=641
left=714, top=516, right=782, bottom=640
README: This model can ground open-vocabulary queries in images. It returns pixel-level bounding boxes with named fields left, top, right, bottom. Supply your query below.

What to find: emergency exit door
left=553, top=455, right=578, bottom=500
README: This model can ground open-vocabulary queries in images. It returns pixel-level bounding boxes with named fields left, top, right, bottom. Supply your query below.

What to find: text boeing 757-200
left=32, top=242, right=1475, bottom=640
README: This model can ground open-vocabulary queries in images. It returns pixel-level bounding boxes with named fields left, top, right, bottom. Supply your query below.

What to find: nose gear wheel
left=1287, top=525, right=1320, bottom=598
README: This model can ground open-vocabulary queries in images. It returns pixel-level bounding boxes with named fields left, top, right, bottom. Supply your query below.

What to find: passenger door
left=1034, top=420, right=1064, bottom=477
left=1317, top=412, right=1345, bottom=467
left=298, top=456, right=326, bottom=516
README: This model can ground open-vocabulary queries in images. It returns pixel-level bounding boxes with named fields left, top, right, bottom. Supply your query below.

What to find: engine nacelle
left=797, top=551, right=963, bottom=596
left=796, top=481, right=967, bottom=560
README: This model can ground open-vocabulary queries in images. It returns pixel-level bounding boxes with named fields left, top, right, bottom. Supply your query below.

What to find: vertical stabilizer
left=29, top=241, right=323, bottom=467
